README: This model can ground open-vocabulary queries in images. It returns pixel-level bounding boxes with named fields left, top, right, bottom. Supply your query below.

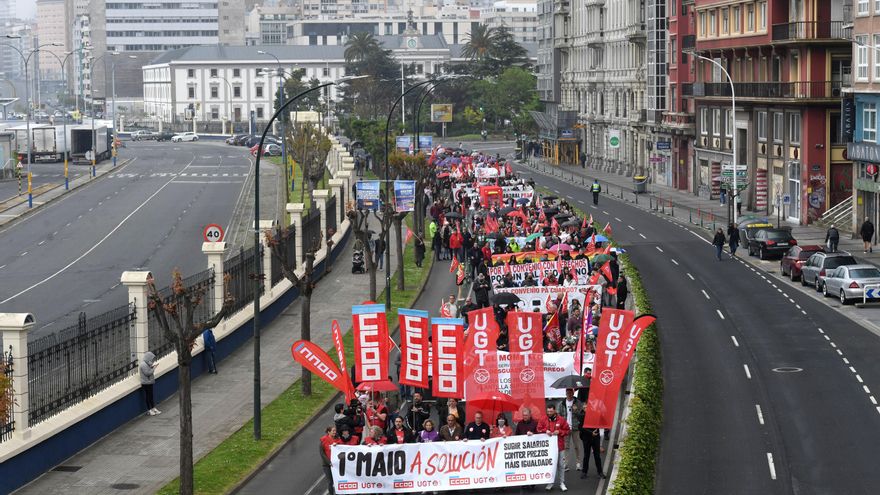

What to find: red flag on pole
left=583, top=309, right=635, bottom=429
left=398, top=309, right=430, bottom=388
left=330, top=319, right=355, bottom=400
left=600, top=261, right=614, bottom=283
left=507, top=311, right=546, bottom=423
left=404, top=227, right=414, bottom=244
left=551, top=216, right=560, bottom=235
left=291, top=340, right=352, bottom=398
left=604, top=222, right=613, bottom=237
left=351, top=304, right=390, bottom=382
left=432, top=317, right=465, bottom=398
left=464, top=307, right=500, bottom=420
left=587, top=234, right=596, bottom=251
left=456, top=263, right=466, bottom=285
left=450, top=255, right=460, bottom=273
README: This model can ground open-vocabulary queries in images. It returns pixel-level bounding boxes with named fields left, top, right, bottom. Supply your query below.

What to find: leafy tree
left=0, top=358, right=12, bottom=430
left=463, top=106, right=485, bottom=128
left=490, top=25, right=530, bottom=71
left=147, top=271, right=234, bottom=495
left=280, top=68, right=321, bottom=114
left=338, top=40, right=400, bottom=120
left=462, top=24, right=495, bottom=62
left=344, top=32, right=381, bottom=64
left=473, top=67, right=539, bottom=128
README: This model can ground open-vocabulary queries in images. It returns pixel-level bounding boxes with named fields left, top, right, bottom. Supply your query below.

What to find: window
left=759, top=2, right=767, bottom=30
left=726, top=109, right=734, bottom=138
left=233, top=86, right=241, bottom=98
left=875, top=35, right=880, bottom=79
left=210, top=86, right=218, bottom=99
left=210, top=68, right=218, bottom=78
left=747, top=4, right=755, bottom=31
left=700, top=107, right=709, bottom=135
left=876, top=0, right=880, bottom=13
left=721, top=8, right=729, bottom=34
left=864, top=103, right=877, bottom=142
left=758, top=111, right=767, bottom=141
left=256, top=107, right=264, bottom=119
left=256, top=85, right=263, bottom=98
left=670, top=0, right=676, bottom=17
left=857, top=35, right=869, bottom=80
left=789, top=113, right=801, bottom=144
left=709, top=10, right=716, bottom=35
left=188, top=86, right=195, bottom=99
left=670, top=37, right=676, bottom=64
left=187, top=68, right=194, bottom=78
left=858, top=0, right=868, bottom=15
left=233, top=68, right=240, bottom=78
left=733, top=6, right=741, bottom=32
left=773, top=112, right=784, bottom=143
left=700, top=11, right=707, bottom=37
left=323, top=67, right=329, bottom=77
left=713, top=108, right=721, bottom=136
left=211, top=106, right=219, bottom=119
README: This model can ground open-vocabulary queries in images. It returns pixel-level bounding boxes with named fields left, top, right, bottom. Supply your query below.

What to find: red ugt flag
left=398, top=309, right=430, bottom=389
left=464, top=307, right=500, bottom=401
left=351, top=304, right=390, bottom=383
left=507, top=311, right=545, bottom=422
left=432, top=318, right=465, bottom=398
left=583, top=309, right=634, bottom=429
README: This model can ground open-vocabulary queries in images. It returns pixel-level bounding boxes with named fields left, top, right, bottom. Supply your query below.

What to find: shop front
left=850, top=141, right=880, bottom=234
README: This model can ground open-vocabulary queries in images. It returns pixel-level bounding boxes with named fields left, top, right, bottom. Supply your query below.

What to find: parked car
left=243, top=136, right=262, bottom=147
left=821, top=264, right=880, bottom=304
left=780, top=245, right=824, bottom=281
left=250, top=143, right=281, bottom=156
left=226, top=134, right=246, bottom=145
left=156, top=131, right=175, bottom=142
left=747, top=228, right=797, bottom=260
left=800, top=252, right=858, bottom=292
left=171, top=132, right=199, bottom=142
left=131, top=130, right=156, bottom=141
left=738, top=217, right=775, bottom=251
left=235, top=134, right=255, bottom=146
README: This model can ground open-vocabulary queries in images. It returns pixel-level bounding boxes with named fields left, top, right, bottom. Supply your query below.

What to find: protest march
left=293, top=145, right=657, bottom=494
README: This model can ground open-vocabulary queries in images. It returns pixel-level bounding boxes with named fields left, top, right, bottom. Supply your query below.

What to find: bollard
left=689, top=209, right=692, bottom=224
left=699, top=209, right=703, bottom=228
left=670, top=201, right=674, bottom=217
left=635, top=192, right=639, bottom=205
left=661, top=199, right=666, bottom=214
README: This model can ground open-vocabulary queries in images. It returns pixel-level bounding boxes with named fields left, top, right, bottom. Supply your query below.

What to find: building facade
left=686, top=0, right=850, bottom=224
left=660, top=0, right=696, bottom=192
left=481, top=0, right=539, bottom=43
left=37, top=0, right=68, bottom=80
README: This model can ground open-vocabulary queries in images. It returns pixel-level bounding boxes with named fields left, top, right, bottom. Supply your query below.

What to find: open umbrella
left=445, top=212, right=464, bottom=220
left=516, top=197, right=531, bottom=205
left=549, top=375, right=591, bottom=390
left=542, top=207, right=560, bottom=216
left=590, top=253, right=613, bottom=264
left=356, top=379, right=398, bottom=392
left=499, top=206, right=517, bottom=216
left=561, top=219, right=581, bottom=228
left=492, top=292, right=521, bottom=305
left=554, top=213, right=573, bottom=222
left=593, top=234, right=609, bottom=242
left=525, top=232, right=543, bottom=242
left=548, top=243, right=573, bottom=253
left=486, top=232, right=505, bottom=240
left=543, top=195, right=558, bottom=201
left=467, top=392, right=520, bottom=412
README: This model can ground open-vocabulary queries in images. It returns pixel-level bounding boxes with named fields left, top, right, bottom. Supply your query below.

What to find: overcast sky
left=17, top=0, right=35, bottom=21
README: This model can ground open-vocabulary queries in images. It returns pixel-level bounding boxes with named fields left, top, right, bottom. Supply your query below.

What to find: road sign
left=655, top=141, right=671, bottom=151
left=721, top=164, right=747, bottom=171
left=608, top=129, right=620, bottom=149
left=203, top=224, right=224, bottom=242
left=865, top=287, right=880, bottom=299
left=782, top=194, right=792, bottom=205
left=721, top=170, right=747, bottom=178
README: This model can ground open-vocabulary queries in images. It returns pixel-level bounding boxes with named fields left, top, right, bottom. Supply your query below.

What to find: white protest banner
left=488, top=259, right=591, bottom=287
left=493, top=285, right=602, bottom=313
left=463, top=351, right=594, bottom=399
left=330, top=434, right=558, bottom=493
left=453, top=184, right=534, bottom=202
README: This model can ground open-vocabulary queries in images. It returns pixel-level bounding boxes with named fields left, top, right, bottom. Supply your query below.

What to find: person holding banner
left=538, top=404, right=571, bottom=492
left=385, top=416, right=416, bottom=444
left=363, top=425, right=387, bottom=446
left=558, top=389, right=584, bottom=472
left=491, top=413, right=513, bottom=438
left=439, top=414, right=464, bottom=441
left=464, top=411, right=491, bottom=441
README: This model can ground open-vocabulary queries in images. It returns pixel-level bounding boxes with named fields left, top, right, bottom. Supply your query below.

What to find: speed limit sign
left=203, top=223, right=224, bottom=242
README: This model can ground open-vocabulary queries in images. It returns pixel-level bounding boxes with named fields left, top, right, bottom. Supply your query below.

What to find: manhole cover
left=52, top=465, right=82, bottom=472
left=110, top=483, right=141, bottom=490
left=772, top=367, right=803, bottom=373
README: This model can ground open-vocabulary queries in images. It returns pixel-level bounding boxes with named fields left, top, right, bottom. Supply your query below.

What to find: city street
left=0, top=141, right=253, bottom=337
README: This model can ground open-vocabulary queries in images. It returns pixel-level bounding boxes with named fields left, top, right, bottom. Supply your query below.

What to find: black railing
left=147, top=268, right=216, bottom=360
left=270, top=241, right=284, bottom=286
left=27, top=304, right=137, bottom=426
left=224, top=245, right=261, bottom=315
left=339, top=189, right=346, bottom=222
left=303, top=208, right=322, bottom=253
left=1, top=348, right=13, bottom=443
left=700, top=80, right=842, bottom=99
left=682, top=34, right=696, bottom=50
left=285, top=226, right=297, bottom=270
left=326, top=195, right=337, bottom=237
left=772, top=21, right=847, bottom=41
left=681, top=83, right=694, bottom=96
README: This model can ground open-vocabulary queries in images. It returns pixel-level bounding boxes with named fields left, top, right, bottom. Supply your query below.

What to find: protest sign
left=488, top=259, right=592, bottom=287
left=356, top=181, right=381, bottom=211
left=493, top=285, right=602, bottom=313
left=352, top=304, right=390, bottom=382
left=398, top=309, right=430, bottom=388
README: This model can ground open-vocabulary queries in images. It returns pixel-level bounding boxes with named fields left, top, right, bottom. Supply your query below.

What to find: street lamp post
left=695, top=53, right=737, bottom=223
left=88, top=52, right=116, bottom=177
left=110, top=54, right=138, bottom=167
left=258, top=51, right=289, bottom=197
left=210, top=75, right=234, bottom=135
left=414, top=83, right=439, bottom=153
left=38, top=49, right=77, bottom=189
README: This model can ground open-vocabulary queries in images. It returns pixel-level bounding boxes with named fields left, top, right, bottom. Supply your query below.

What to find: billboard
left=430, top=104, right=453, bottom=123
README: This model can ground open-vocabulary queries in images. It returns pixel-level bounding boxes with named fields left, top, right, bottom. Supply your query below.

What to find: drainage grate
left=51, top=466, right=82, bottom=473
left=110, top=483, right=141, bottom=490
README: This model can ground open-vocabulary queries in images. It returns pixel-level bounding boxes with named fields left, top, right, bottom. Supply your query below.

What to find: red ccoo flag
left=456, top=263, right=466, bottom=285
left=404, top=227, right=414, bottom=244
left=603, top=222, right=613, bottom=237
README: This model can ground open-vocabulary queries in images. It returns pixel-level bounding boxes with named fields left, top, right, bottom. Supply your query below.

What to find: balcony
left=693, top=81, right=843, bottom=101
left=771, top=21, right=849, bottom=43
left=682, top=34, right=696, bottom=52
left=626, top=24, right=647, bottom=44
left=681, top=83, right=693, bottom=97
left=662, top=112, right=696, bottom=133
left=843, top=1, right=853, bottom=28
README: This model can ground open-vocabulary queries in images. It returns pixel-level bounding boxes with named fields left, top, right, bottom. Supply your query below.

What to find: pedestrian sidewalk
left=522, top=157, right=880, bottom=266
left=15, top=233, right=401, bottom=495
left=0, top=160, right=123, bottom=228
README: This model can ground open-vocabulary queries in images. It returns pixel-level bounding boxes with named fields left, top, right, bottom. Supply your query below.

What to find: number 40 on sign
left=203, top=223, right=224, bottom=242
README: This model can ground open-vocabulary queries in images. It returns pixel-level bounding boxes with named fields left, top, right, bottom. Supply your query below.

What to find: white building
left=481, top=0, right=538, bottom=43
left=37, top=0, right=68, bottom=80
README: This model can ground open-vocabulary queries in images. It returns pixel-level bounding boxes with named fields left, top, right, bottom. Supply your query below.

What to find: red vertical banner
left=351, top=304, right=390, bottom=383
left=584, top=308, right=635, bottom=429
left=507, top=311, right=545, bottom=422
left=398, top=309, right=430, bottom=389
left=464, top=307, right=500, bottom=419
left=431, top=318, right=465, bottom=398
left=330, top=319, right=355, bottom=401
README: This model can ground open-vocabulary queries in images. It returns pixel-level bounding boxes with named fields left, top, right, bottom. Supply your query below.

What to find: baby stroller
left=352, top=240, right=366, bottom=274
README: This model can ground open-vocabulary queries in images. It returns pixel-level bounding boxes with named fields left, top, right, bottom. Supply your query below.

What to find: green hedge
left=610, top=257, right=663, bottom=495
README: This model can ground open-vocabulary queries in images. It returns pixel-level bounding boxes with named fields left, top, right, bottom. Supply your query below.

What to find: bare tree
left=347, top=206, right=379, bottom=301
left=146, top=271, right=234, bottom=495
left=288, top=122, right=332, bottom=206
left=388, top=152, right=433, bottom=290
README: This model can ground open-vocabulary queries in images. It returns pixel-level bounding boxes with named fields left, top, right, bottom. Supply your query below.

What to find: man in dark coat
left=861, top=217, right=875, bottom=253
left=474, top=274, right=492, bottom=308
left=615, top=275, right=628, bottom=309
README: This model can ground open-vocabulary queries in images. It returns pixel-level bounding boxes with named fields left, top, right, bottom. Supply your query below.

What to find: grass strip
left=157, top=219, right=433, bottom=495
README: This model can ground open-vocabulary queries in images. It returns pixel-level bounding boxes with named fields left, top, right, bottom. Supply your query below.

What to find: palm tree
left=344, top=31, right=381, bottom=64
left=461, top=24, right=495, bottom=61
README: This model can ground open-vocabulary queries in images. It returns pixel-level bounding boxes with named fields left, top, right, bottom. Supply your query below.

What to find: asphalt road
left=508, top=154, right=880, bottom=494
left=0, top=140, right=253, bottom=337
left=0, top=162, right=90, bottom=205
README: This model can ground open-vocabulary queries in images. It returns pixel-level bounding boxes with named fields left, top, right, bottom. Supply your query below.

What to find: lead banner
left=330, top=434, right=558, bottom=493
left=493, top=285, right=602, bottom=314
left=487, top=260, right=592, bottom=287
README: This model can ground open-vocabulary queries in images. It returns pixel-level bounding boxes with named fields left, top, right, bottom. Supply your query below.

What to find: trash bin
left=633, top=175, right=647, bottom=194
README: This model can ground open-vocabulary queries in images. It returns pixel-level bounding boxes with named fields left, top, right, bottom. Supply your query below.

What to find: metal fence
left=224, top=245, right=262, bottom=315
left=285, top=226, right=297, bottom=270
left=1, top=349, right=13, bottom=443
left=303, top=208, right=322, bottom=253
left=326, top=196, right=337, bottom=238
left=27, top=304, right=137, bottom=426
left=147, top=269, right=215, bottom=360
left=270, top=240, right=284, bottom=287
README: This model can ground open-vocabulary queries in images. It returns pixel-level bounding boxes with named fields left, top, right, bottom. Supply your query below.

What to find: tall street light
left=110, top=53, right=138, bottom=167
left=38, top=49, right=77, bottom=189
left=694, top=53, right=738, bottom=223
left=249, top=74, right=366, bottom=440
left=88, top=52, right=117, bottom=177
left=257, top=50, right=289, bottom=198
left=210, top=74, right=234, bottom=135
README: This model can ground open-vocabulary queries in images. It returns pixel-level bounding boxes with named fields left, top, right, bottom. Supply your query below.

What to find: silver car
left=821, top=264, right=880, bottom=304
left=800, top=252, right=858, bottom=292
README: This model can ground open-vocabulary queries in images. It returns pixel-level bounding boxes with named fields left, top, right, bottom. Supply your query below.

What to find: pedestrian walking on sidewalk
left=736, top=194, right=743, bottom=216
left=591, top=180, right=601, bottom=205
left=579, top=152, right=586, bottom=169
left=202, top=328, right=217, bottom=374
left=719, top=188, right=727, bottom=205
left=826, top=225, right=840, bottom=253
left=727, top=223, right=740, bottom=258
left=712, top=228, right=726, bottom=261
left=580, top=427, right=606, bottom=480
left=140, top=351, right=160, bottom=416
left=615, top=275, right=628, bottom=309
left=374, top=236, right=386, bottom=270
left=861, top=218, right=875, bottom=253
left=414, top=235, right=425, bottom=267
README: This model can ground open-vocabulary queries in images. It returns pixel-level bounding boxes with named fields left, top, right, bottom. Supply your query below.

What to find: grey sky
left=17, top=0, right=36, bottom=21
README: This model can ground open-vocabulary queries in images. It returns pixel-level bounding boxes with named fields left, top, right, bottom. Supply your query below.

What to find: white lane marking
left=731, top=336, right=739, bottom=347
left=66, top=222, right=71, bottom=227
left=818, top=328, right=824, bottom=334
left=717, top=309, right=725, bottom=320
left=671, top=259, right=679, bottom=266
left=755, top=404, right=764, bottom=425
left=844, top=358, right=850, bottom=364
left=656, top=246, right=664, bottom=252
left=830, top=342, right=837, bottom=348
left=590, top=205, right=598, bottom=210
left=864, top=386, right=872, bottom=395
left=303, top=474, right=326, bottom=495
left=876, top=406, right=880, bottom=415
left=687, top=273, right=695, bottom=281
left=857, top=375, right=864, bottom=383
left=20, top=252, right=27, bottom=257
left=850, top=366, right=857, bottom=373
left=578, top=200, right=585, bottom=205
left=871, top=396, right=878, bottom=405
left=767, top=453, right=777, bottom=480
left=824, top=335, right=831, bottom=341
left=795, top=304, right=801, bottom=309
left=52, top=231, right=57, bottom=236
left=628, top=225, right=635, bottom=230
left=702, top=290, right=710, bottom=300
left=0, top=265, right=5, bottom=270
left=837, top=349, right=844, bottom=355
left=37, top=240, right=45, bottom=245
left=602, top=210, right=609, bottom=215
left=615, top=217, right=622, bottom=222
left=743, top=364, right=752, bottom=379
left=639, top=233, right=647, bottom=239
left=0, top=174, right=184, bottom=305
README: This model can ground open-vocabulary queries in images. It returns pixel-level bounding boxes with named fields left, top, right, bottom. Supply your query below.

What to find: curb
left=227, top=240, right=436, bottom=495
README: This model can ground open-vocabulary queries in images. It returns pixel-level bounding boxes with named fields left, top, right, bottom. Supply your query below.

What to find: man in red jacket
left=537, top=404, right=570, bottom=492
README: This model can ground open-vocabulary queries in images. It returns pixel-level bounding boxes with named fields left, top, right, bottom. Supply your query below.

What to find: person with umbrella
left=474, top=274, right=492, bottom=308
left=557, top=389, right=584, bottom=472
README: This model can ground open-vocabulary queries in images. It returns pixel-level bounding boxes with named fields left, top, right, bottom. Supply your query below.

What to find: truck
left=10, top=125, right=61, bottom=163
left=70, top=125, right=111, bottom=164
